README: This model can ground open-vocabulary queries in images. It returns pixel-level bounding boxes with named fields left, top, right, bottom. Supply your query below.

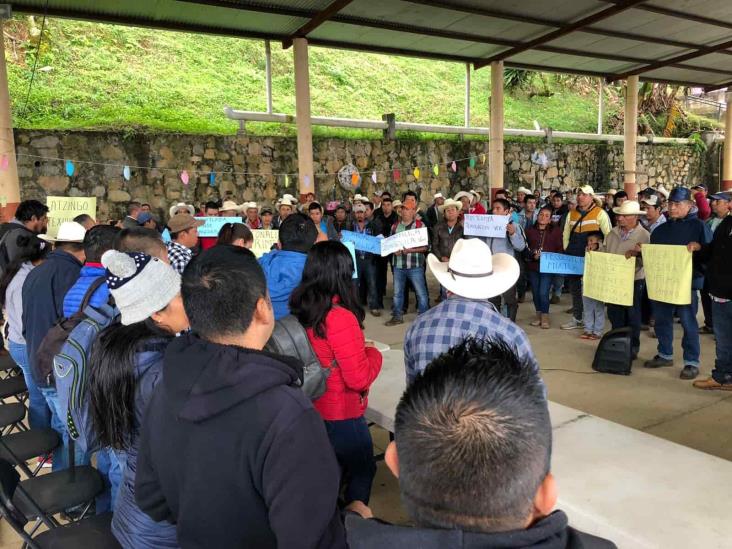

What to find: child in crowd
left=581, top=232, right=605, bottom=340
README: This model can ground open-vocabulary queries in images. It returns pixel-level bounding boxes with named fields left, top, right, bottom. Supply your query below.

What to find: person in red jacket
left=290, top=241, right=383, bottom=508
left=691, top=184, right=712, bottom=221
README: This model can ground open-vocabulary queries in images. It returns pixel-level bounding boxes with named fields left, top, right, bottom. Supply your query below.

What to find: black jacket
left=698, top=215, right=732, bottom=299
left=135, top=333, right=346, bottom=549
left=346, top=510, right=616, bottom=549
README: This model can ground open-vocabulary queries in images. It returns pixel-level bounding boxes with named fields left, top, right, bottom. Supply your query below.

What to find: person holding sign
left=384, top=205, right=429, bottom=327
left=603, top=201, right=650, bottom=358
left=432, top=199, right=464, bottom=302
left=642, top=187, right=712, bottom=380
left=350, top=204, right=380, bottom=316
left=525, top=206, right=564, bottom=328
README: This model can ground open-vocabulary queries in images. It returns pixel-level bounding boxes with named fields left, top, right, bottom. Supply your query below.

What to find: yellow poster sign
left=251, top=229, right=279, bottom=258
left=641, top=244, right=692, bottom=305
left=583, top=251, right=636, bottom=306
left=46, top=196, right=97, bottom=238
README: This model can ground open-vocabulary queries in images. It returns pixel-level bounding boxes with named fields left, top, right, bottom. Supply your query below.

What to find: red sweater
left=695, top=193, right=711, bottom=221
left=470, top=203, right=487, bottom=215
left=307, top=306, right=382, bottom=421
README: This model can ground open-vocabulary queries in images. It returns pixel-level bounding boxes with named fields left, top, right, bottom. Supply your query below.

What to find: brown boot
left=540, top=313, right=550, bottom=329
left=530, top=313, right=541, bottom=327
left=693, top=377, right=732, bottom=391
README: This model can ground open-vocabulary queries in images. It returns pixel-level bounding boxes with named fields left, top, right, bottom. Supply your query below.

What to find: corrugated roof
left=8, top=0, right=732, bottom=89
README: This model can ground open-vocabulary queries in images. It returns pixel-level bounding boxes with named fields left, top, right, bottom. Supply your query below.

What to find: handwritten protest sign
left=380, top=227, right=429, bottom=257
left=463, top=214, right=509, bottom=238
left=539, top=252, right=585, bottom=275
left=46, top=196, right=96, bottom=239
left=340, top=230, right=382, bottom=255
left=642, top=244, right=692, bottom=305
left=343, top=241, right=358, bottom=279
left=583, top=251, right=635, bottom=306
left=251, top=229, right=279, bottom=258
left=195, top=217, right=242, bottom=238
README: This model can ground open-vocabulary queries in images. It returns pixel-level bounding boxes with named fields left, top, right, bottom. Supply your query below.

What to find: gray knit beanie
left=102, top=250, right=181, bottom=326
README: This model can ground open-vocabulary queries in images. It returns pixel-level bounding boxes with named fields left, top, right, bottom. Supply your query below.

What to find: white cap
left=39, top=221, right=86, bottom=243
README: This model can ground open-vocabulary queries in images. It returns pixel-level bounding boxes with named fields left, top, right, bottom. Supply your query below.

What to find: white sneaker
left=561, top=318, right=583, bottom=330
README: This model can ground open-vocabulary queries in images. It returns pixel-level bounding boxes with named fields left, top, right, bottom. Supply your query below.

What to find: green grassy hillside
left=5, top=16, right=621, bottom=136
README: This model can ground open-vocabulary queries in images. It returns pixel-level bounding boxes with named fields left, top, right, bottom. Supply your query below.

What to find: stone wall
left=14, top=130, right=704, bottom=222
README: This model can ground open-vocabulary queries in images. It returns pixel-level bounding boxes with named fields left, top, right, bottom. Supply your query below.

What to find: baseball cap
left=668, top=186, right=692, bottom=202
left=576, top=185, right=595, bottom=195
left=168, top=213, right=204, bottom=233
left=137, top=212, right=153, bottom=225
left=709, top=191, right=731, bottom=201
left=691, top=184, right=707, bottom=191
left=640, top=195, right=660, bottom=207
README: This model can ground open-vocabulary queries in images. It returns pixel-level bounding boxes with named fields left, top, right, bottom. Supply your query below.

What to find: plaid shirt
left=404, top=295, right=540, bottom=385
left=391, top=220, right=426, bottom=270
left=166, top=241, right=193, bottom=274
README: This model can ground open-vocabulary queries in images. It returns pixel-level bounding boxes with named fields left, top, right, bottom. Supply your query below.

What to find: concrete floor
left=1, top=274, right=727, bottom=546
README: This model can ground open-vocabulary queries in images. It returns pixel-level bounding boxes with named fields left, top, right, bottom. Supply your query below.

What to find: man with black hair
left=72, top=214, right=96, bottom=230
left=166, top=214, right=204, bottom=274
left=136, top=246, right=346, bottom=549
left=259, top=213, right=318, bottom=320
left=115, top=227, right=168, bottom=262
left=123, top=201, right=142, bottom=229
left=0, top=199, right=49, bottom=271
left=347, top=338, right=615, bottom=549
left=372, top=196, right=398, bottom=310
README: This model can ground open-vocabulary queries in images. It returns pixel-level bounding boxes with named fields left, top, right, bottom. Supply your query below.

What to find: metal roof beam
left=598, top=0, right=732, bottom=31
left=474, top=0, right=648, bottom=69
left=282, top=0, right=353, bottom=49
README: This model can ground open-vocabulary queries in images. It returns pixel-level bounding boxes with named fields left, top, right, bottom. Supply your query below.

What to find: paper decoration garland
left=371, top=171, right=377, bottom=183
left=180, top=170, right=189, bottom=185
left=285, top=174, right=290, bottom=187
left=304, top=175, right=310, bottom=188
left=65, top=160, right=75, bottom=177
left=0, top=155, right=8, bottom=171
left=393, top=169, right=401, bottom=181
left=122, top=165, right=131, bottom=181
left=451, top=161, right=457, bottom=172
left=413, top=167, right=420, bottom=180
left=480, top=153, right=486, bottom=164
left=469, top=157, right=476, bottom=168
left=351, top=171, right=360, bottom=186
left=432, top=165, right=439, bottom=176
left=209, top=172, right=216, bottom=186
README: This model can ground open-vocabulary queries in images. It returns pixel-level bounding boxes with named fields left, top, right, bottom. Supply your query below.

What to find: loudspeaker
left=592, top=327, right=633, bottom=375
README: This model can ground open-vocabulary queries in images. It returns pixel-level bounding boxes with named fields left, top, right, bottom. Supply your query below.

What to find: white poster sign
left=463, top=214, right=509, bottom=238
left=380, top=227, right=429, bottom=257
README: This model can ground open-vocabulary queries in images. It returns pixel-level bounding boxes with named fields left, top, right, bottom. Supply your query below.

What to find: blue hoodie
left=62, top=264, right=111, bottom=318
left=650, top=211, right=712, bottom=289
left=258, top=250, right=308, bottom=320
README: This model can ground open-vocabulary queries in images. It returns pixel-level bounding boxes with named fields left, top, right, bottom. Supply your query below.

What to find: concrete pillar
left=489, top=61, right=504, bottom=201
left=723, top=91, right=732, bottom=191
left=0, top=18, right=20, bottom=222
left=293, top=38, right=314, bottom=198
left=623, top=75, right=639, bottom=199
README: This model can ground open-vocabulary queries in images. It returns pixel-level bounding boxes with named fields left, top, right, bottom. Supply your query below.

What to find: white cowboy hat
left=433, top=192, right=445, bottom=200
left=428, top=239, right=519, bottom=300
left=454, top=191, right=473, bottom=202
left=655, top=185, right=670, bottom=199
left=39, top=221, right=86, bottom=243
left=517, top=186, right=533, bottom=195
left=605, top=189, right=618, bottom=196
left=576, top=185, right=596, bottom=196
left=612, top=200, right=646, bottom=216
left=277, top=197, right=296, bottom=208
left=241, top=201, right=259, bottom=212
left=282, top=193, right=299, bottom=204
left=392, top=199, right=403, bottom=208
left=168, top=202, right=195, bottom=218
left=353, top=194, right=367, bottom=203
left=220, top=200, right=242, bottom=213
left=439, top=198, right=462, bottom=213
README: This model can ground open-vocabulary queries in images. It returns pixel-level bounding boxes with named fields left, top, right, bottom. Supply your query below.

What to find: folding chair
left=0, top=353, right=21, bottom=380
left=0, top=428, right=60, bottom=478
left=0, top=459, right=119, bottom=548
left=0, top=402, right=28, bottom=435
left=0, top=374, right=27, bottom=404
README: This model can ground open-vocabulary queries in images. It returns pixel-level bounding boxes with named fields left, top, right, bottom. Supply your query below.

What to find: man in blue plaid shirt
left=405, top=238, right=539, bottom=384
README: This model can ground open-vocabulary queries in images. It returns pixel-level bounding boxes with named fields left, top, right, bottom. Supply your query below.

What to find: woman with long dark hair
left=216, top=222, right=253, bottom=248
left=88, top=250, right=188, bottom=548
left=0, top=235, right=49, bottom=431
left=290, top=241, right=382, bottom=509
left=525, top=206, right=564, bottom=329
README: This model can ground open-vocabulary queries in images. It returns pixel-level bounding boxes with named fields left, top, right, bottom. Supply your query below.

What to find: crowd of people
left=0, top=174, right=727, bottom=547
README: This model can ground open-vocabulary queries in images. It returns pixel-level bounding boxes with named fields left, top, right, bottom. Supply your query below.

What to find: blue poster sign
left=540, top=252, right=585, bottom=275
left=340, top=230, right=382, bottom=255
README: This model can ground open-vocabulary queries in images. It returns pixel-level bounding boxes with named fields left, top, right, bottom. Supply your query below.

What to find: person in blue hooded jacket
left=258, top=213, right=319, bottom=320
left=88, top=250, right=188, bottom=549
left=642, top=187, right=712, bottom=381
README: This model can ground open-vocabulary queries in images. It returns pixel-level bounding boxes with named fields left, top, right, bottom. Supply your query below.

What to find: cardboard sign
left=642, top=244, right=692, bottom=305
left=539, top=252, right=585, bottom=275
left=341, top=230, right=382, bottom=255
left=380, top=227, right=429, bottom=257
left=463, top=214, right=509, bottom=238
left=46, top=196, right=97, bottom=239
left=343, top=240, right=358, bottom=279
left=583, top=251, right=636, bottom=306
left=195, top=216, right=242, bottom=238
left=251, top=229, right=279, bottom=258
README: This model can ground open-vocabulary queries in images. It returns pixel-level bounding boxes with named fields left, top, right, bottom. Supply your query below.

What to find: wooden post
left=264, top=40, right=273, bottom=114
left=597, top=78, right=604, bottom=135
left=464, top=63, right=470, bottom=128
left=0, top=18, right=20, bottom=222
left=293, top=38, right=315, bottom=198
left=489, top=61, right=504, bottom=202
left=723, top=91, right=732, bottom=191
left=623, top=75, right=639, bottom=199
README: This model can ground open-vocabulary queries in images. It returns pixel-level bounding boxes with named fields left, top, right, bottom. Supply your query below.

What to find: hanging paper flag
left=413, top=167, right=420, bottom=180
left=432, top=165, right=439, bottom=176
left=0, top=155, right=8, bottom=171
left=393, top=169, right=401, bottom=181
left=371, top=171, right=377, bottom=184
left=304, top=175, right=310, bottom=188
left=469, top=157, right=476, bottom=168
left=285, top=174, right=290, bottom=187
left=122, top=165, right=131, bottom=181
left=480, top=153, right=486, bottom=164
left=209, top=171, right=216, bottom=186
left=65, top=160, right=75, bottom=177
left=351, top=171, right=360, bottom=186
left=451, top=161, right=457, bottom=172
left=181, top=170, right=189, bottom=185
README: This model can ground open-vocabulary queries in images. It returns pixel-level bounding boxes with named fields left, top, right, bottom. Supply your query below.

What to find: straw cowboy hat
left=612, top=200, right=646, bottom=216
left=277, top=197, right=296, bottom=209
left=282, top=193, right=298, bottom=204
left=517, top=186, right=533, bottom=195
left=39, top=221, right=86, bottom=243
left=454, top=191, right=473, bottom=202
left=241, top=202, right=259, bottom=213
left=219, top=200, right=242, bottom=213
left=439, top=198, right=462, bottom=213
left=353, top=194, right=367, bottom=203
left=392, top=200, right=403, bottom=208
left=428, top=239, right=519, bottom=300
left=469, top=189, right=483, bottom=203
left=168, top=202, right=195, bottom=218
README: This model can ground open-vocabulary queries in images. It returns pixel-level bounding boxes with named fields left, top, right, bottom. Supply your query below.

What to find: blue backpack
left=53, top=278, right=118, bottom=454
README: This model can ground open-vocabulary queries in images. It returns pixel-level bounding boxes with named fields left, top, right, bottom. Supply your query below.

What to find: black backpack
left=264, top=315, right=332, bottom=400
left=34, top=278, right=107, bottom=387
left=592, top=327, right=633, bottom=375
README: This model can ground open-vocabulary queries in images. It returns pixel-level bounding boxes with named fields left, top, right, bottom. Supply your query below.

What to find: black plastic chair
left=0, top=459, right=119, bottom=548
left=0, top=402, right=28, bottom=435
left=0, top=428, right=60, bottom=477
left=0, top=353, right=22, bottom=379
left=0, top=374, right=27, bottom=403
